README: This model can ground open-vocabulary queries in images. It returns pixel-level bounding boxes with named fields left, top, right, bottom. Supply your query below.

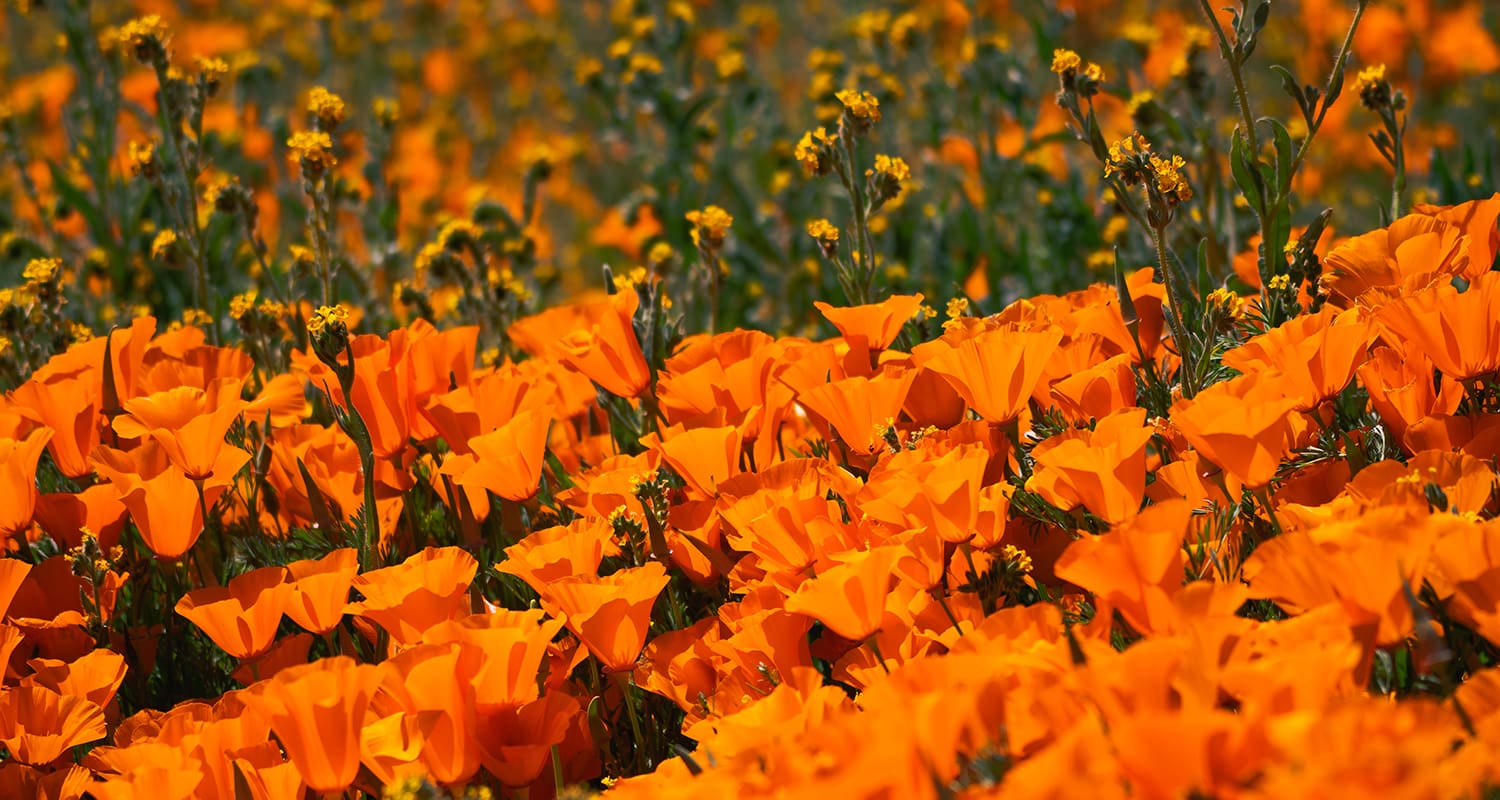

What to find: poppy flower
left=348, top=546, right=478, bottom=647
left=476, top=692, right=581, bottom=787
left=112, top=377, right=248, bottom=480
left=23, top=648, right=129, bottom=714
left=539, top=562, right=670, bottom=673
left=552, top=291, right=652, bottom=398
left=1376, top=270, right=1500, bottom=381
left=445, top=406, right=551, bottom=502
left=175, top=566, right=293, bottom=660
left=922, top=326, right=1064, bottom=424
left=1170, top=372, right=1298, bottom=489
left=425, top=610, right=564, bottom=710
left=1319, top=213, right=1469, bottom=308
left=284, top=548, right=359, bottom=635
left=1221, top=306, right=1376, bottom=411
left=0, top=429, right=52, bottom=538
left=7, top=376, right=100, bottom=481
left=1053, top=501, right=1191, bottom=635
left=92, top=441, right=250, bottom=560
left=496, top=517, right=616, bottom=594
left=246, top=656, right=382, bottom=794
left=33, top=483, right=129, bottom=552
left=1050, top=352, right=1137, bottom=422
left=655, top=424, right=742, bottom=496
left=785, top=546, right=902, bottom=642
left=0, top=684, right=107, bottom=765
left=1028, top=408, right=1155, bottom=525
left=813, top=294, right=924, bottom=350
left=796, top=368, right=917, bottom=456
left=377, top=641, right=482, bottom=784
left=1411, top=193, right=1500, bottom=279
left=1357, top=344, right=1464, bottom=447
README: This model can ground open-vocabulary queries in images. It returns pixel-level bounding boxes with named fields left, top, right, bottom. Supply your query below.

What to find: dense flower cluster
left=0, top=0, right=1499, bottom=798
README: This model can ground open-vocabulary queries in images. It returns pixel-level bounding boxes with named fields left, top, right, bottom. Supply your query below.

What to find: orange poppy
left=377, top=641, right=482, bottom=785
left=539, top=562, right=670, bottom=673
left=1050, top=352, right=1137, bottom=422
left=348, top=546, right=478, bottom=647
left=496, top=517, right=617, bottom=595
left=784, top=546, right=902, bottom=642
left=1028, top=408, right=1155, bottom=525
left=444, top=406, right=552, bottom=502
left=175, top=566, right=292, bottom=660
left=1376, top=270, right=1500, bottom=382
left=813, top=294, right=924, bottom=350
left=552, top=291, right=652, bottom=398
left=0, top=684, right=106, bottom=765
left=1357, top=344, right=1464, bottom=448
left=246, top=656, right=383, bottom=794
left=1053, top=500, right=1191, bottom=635
left=7, top=376, right=100, bottom=481
left=922, top=325, right=1064, bottom=424
left=654, top=424, right=742, bottom=497
left=796, top=367, right=917, bottom=456
left=284, top=548, right=359, bottom=635
left=0, top=429, right=52, bottom=538
left=1221, top=307, right=1375, bottom=411
left=476, top=692, right=582, bottom=787
left=23, top=648, right=129, bottom=715
left=112, top=377, right=248, bottom=481
left=1170, top=372, right=1298, bottom=489
left=91, top=441, right=250, bottom=560
left=33, top=483, right=129, bottom=552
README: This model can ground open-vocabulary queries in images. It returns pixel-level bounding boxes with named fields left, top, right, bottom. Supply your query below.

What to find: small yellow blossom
left=686, top=205, right=733, bottom=250
left=307, top=86, right=346, bottom=130
left=286, top=130, right=336, bottom=176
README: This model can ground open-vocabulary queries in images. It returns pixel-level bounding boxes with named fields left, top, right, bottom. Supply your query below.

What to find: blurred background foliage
left=0, top=0, right=1497, bottom=385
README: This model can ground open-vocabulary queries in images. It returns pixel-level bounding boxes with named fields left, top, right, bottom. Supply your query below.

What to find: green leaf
left=1264, top=117, right=1295, bottom=196
left=1229, top=132, right=1265, bottom=217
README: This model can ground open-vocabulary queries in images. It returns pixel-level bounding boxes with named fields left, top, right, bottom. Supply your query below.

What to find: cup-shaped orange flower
left=348, top=546, right=478, bottom=646
left=0, top=429, right=52, bottom=538
left=1029, top=408, right=1155, bottom=525
left=922, top=326, right=1064, bottom=423
left=1377, top=270, right=1500, bottom=382
left=554, top=291, right=651, bottom=398
left=92, top=441, right=251, bottom=560
left=23, top=648, right=129, bottom=713
left=377, top=641, right=482, bottom=785
left=1170, top=372, right=1298, bottom=489
left=785, top=546, right=902, bottom=642
left=285, top=548, right=359, bottom=635
left=813, top=293, right=924, bottom=350
left=246, top=656, right=382, bottom=794
left=655, top=424, right=742, bottom=497
left=447, top=407, right=551, bottom=502
left=8, top=376, right=100, bottom=481
left=1222, top=307, right=1375, bottom=411
left=175, top=566, right=293, bottom=660
left=538, top=562, right=670, bottom=673
left=113, top=377, right=248, bottom=480
left=0, top=684, right=106, bottom=765
left=796, top=368, right=917, bottom=455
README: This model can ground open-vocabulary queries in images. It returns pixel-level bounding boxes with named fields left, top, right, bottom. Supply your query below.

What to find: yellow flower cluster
left=686, top=206, right=733, bottom=249
left=287, top=130, right=337, bottom=176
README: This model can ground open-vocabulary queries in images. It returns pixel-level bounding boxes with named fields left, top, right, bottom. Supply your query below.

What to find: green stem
left=866, top=636, right=893, bottom=675
left=1197, top=0, right=1259, bottom=157
left=1151, top=223, right=1196, bottom=399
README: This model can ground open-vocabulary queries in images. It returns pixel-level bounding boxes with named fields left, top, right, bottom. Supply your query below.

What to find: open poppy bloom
left=539, top=562, right=670, bottom=673
left=246, top=656, right=382, bottom=794
left=91, top=440, right=251, bottom=560
left=348, top=546, right=478, bottom=647
left=444, top=406, right=552, bottom=502
left=1170, top=372, right=1298, bottom=490
left=552, top=291, right=652, bottom=398
left=285, top=548, right=360, bottom=635
left=0, top=428, right=52, bottom=539
left=112, top=377, right=248, bottom=481
left=8, top=376, right=101, bottom=481
left=175, top=566, right=293, bottom=660
left=922, top=325, right=1064, bottom=424
left=0, top=684, right=107, bottom=765
left=1376, top=270, right=1500, bottom=382
left=813, top=293, right=924, bottom=350
left=785, top=546, right=902, bottom=642
left=796, top=368, right=917, bottom=456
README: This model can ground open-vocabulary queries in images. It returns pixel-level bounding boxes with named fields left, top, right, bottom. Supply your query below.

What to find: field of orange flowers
left=2, top=0, right=1500, bottom=797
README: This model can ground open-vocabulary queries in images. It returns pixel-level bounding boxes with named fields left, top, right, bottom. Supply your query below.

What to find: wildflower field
left=3, top=0, right=1500, bottom=796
